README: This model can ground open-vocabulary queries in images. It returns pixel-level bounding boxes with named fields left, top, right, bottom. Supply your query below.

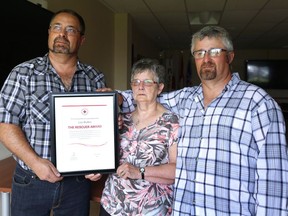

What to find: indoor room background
left=1, top=0, right=288, bottom=160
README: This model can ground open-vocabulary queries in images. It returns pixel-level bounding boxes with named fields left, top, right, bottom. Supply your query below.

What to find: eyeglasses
left=192, top=48, right=227, bottom=59
left=131, top=79, right=158, bottom=87
left=49, top=24, right=81, bottom=36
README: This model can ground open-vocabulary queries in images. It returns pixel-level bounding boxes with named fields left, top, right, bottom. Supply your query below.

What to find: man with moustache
left=0, top=9, right=105, bottom=216
left=120, top=26, right=288, bottom=215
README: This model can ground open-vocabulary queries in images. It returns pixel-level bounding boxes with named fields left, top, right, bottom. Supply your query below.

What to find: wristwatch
left=139, top=167, right=145, bottom=180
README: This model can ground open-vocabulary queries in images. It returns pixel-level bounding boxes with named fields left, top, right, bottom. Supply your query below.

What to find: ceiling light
left=189, top=11, right=221, bottom=25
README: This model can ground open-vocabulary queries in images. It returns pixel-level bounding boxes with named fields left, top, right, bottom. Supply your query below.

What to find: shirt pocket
left=30, top=89, right=51, bottom=123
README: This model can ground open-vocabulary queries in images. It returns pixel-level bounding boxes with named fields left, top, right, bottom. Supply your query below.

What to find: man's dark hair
left=50, top=9, right=85, bottom=35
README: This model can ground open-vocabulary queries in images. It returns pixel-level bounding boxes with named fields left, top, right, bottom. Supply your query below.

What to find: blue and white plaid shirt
left=0, top=54, right=106, bottom=170
left=121, top=73, right=288, bottom=215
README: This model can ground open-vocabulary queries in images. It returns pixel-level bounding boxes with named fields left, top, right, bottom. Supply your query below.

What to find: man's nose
left=202, top=52, right=212, bottom=61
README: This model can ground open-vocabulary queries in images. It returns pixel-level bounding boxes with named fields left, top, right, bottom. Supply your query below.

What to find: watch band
left=139, top=167, right=145, bottom=180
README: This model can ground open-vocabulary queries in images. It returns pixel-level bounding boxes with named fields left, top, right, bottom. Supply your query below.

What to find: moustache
left=201, top=62, right=215, bottom=68
left=54, top=36, right=69, bottom=44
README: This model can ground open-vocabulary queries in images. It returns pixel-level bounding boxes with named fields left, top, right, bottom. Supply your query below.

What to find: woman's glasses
left=131, top=79, right=158, bottom=87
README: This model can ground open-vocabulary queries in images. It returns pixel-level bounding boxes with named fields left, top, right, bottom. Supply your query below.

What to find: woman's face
left=131, top=70, right=164, bottom=104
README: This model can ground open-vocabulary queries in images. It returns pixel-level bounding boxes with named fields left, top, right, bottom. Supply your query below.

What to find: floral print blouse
left=101, top=112, right=179, bottom=216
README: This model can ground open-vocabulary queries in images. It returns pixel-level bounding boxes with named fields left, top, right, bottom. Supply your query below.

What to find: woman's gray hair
left=191, top=26, right=234, bottom=52
left=131, top=58, right=165, bottom=84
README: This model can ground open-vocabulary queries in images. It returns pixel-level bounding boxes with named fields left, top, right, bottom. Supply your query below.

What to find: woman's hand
left=116, top=162, right=140, bottom=180
left=85, top=173, right=102, bottom=181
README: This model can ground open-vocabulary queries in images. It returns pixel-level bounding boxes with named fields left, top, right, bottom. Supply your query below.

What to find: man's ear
left=227, top=51, right=234, bottom=64
left=80, top=35, right=86, bottom=46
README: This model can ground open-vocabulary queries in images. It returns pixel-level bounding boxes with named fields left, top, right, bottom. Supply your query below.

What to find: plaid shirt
left=121, top=73, right=288, bottom=215
left=0, top=54, right=106, bottom=170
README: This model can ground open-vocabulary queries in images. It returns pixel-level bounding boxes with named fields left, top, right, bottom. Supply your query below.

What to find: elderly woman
left=100, top=58, right=179, bottom=216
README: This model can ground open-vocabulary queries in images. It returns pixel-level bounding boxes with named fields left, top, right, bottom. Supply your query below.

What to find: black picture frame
left=50, top=92, right=119, bottom=176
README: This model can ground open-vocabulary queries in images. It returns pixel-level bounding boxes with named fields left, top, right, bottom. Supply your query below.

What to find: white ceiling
left=98, top=0, right=288, bottom=50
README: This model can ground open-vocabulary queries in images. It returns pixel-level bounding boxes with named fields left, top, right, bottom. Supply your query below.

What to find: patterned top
left=0, top=54, right=106, bottom=170
left=121, top=73, right=288, bottom=216
left=101, top=112, right=179, bottom=216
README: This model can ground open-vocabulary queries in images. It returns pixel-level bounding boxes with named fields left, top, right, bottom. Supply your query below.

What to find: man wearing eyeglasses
left=0, top=9, right=105, bottom=216
left=120, top=26, right=288, bottom=215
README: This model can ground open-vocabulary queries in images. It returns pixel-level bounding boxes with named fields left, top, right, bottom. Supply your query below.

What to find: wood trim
left=0, top=156, right=16, bottom=192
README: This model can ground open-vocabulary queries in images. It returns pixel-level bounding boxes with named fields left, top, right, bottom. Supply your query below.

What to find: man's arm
left=0, top=123, right=63, bottom=183
left=120, top=88, right=194, bottom=114
left=253, top=100, right=288, bottom=215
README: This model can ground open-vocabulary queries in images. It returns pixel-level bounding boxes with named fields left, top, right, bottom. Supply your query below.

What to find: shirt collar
left=193, top=72, right=241, bottom=100
left=44, top=53, right=86, bottom=75
left=224, top=72, right=241, bottom=92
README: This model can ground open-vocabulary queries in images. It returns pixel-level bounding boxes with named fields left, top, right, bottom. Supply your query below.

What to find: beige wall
left=113, top=14, right=131, bottom=90
left=48, top=0, right=115, bottom=88
left=0, top=144, right=11, bottom=160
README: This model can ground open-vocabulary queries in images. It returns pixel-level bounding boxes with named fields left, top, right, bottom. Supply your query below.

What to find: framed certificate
left=50, top=92, right=119, bottom=176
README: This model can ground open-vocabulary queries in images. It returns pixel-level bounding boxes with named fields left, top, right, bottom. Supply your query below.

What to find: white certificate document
left=50, top=92, right=118, bottom=176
